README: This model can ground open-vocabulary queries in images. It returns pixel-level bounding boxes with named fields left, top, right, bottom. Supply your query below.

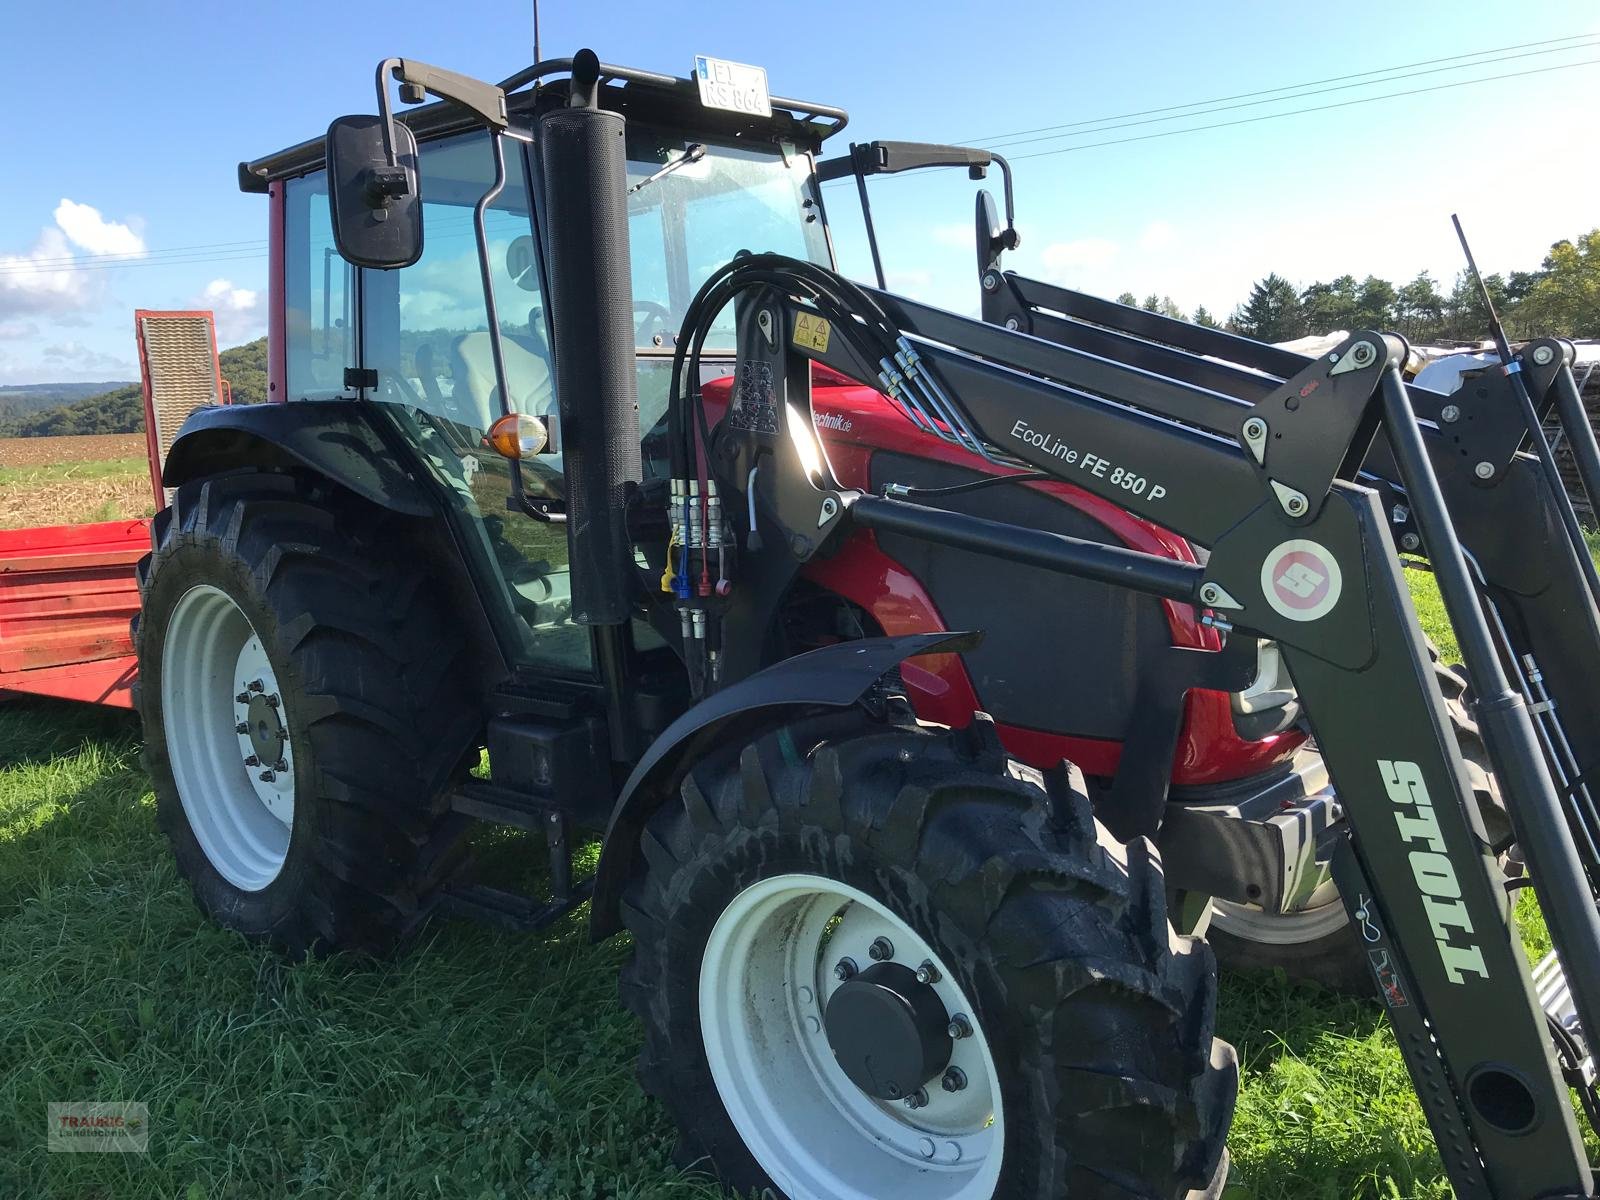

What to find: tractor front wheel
left=621, top=714, right=1236, bottom=1199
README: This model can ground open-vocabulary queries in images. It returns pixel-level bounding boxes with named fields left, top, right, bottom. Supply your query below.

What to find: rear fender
left=162, top=401, right=433, bottom=517
left=589, top=630, right=978, bottom=940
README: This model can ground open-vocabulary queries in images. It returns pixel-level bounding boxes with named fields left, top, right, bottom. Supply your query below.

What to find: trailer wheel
left=1209, top=641, right=1505, bottom=991
left=620, top=715, right=1236, bottom=1199
left=134, top=473, right=479, bottom=957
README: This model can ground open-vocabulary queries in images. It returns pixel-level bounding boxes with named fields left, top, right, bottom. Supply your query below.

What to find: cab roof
left=238, top=56, right=849, bottom=193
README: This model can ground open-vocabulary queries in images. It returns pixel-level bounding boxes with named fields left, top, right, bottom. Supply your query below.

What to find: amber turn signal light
left=487, top=413, right=549, bottom=459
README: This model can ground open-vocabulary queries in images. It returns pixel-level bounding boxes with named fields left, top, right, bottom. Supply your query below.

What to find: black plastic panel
left=868, top=452, right=1170, bottom=739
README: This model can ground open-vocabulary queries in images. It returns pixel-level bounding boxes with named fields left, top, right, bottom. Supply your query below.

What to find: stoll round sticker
left=1260, top=539, right=1343, bottom=622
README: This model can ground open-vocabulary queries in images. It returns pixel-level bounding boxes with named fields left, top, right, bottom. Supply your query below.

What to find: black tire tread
left=620, top=715, right=1236, bottom=1198
left=135, top=471, right=479, bottom=957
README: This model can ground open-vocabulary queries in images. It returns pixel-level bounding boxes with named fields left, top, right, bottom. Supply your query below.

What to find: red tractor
left=122, top=51, right=1600, bottom=1200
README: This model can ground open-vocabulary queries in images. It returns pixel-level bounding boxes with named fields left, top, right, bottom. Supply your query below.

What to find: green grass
left=1405, top=527, right=1600, bottom=661
left=0, top=697, right=1569, bottom=1200
left=0, top=457, right=149, bottom=488
left=0, top=701, right=717, bottom=1200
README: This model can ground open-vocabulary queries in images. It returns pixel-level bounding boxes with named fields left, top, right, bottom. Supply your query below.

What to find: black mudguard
left=588, top=630, right=979, bottom=940
left=162, top=401, right=433, bottom=517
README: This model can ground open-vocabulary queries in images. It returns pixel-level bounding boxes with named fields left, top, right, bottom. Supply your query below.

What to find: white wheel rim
left=161, top=584, right=295, bottom=891
left=1211, top=876, right=1349, bottom=944
left=700, top=873, right=1004, bottom=1200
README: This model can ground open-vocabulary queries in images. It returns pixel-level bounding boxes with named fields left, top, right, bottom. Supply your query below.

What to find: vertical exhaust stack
left=539, top=49, right=642, bottom=625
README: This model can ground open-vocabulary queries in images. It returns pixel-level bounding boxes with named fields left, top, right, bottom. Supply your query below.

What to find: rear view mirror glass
left=326, top=115, right=422, bottom=270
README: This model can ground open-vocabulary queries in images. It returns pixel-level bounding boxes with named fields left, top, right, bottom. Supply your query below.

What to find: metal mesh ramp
left=135, top=310, right=225, bottom=503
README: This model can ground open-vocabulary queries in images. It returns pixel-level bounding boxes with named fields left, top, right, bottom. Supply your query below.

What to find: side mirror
left=326, top=114, right=422, bottom=269
left=975, top=189, right=1019, bottom=275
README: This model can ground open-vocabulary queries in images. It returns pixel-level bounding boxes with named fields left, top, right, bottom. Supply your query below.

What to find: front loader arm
left=984, top=271, right=1600, bottom=875
left=671, top=256, right=1600, bottom=1197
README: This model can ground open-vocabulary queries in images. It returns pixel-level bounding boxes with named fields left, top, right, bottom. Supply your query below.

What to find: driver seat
left=450, top=313, right=553, bottom=428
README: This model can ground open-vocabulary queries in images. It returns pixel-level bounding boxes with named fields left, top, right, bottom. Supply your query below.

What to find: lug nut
left=264, top=694, right=280, bottom=709
left=833, top=957, right=858, bottom=982
left=903, top=1087, right=929, bottom=1110
left=235, top=722, right=250, bottom=735
left=942, top=1067, right=967, bottom=1093
left=258, top=770, right=276, bottom=783
left=235, top=692, right=251, bottom=704
left=273, top=759, right=288, bottom=773
left=915, top=960, right=941, bottom=986
left=947, top=1014, right=972, bottom=1040
left=868, top=937, right=894, bottom=962
left=244, top=755, right=259, bottom=767
left=248, top=679, right=264, bottom=693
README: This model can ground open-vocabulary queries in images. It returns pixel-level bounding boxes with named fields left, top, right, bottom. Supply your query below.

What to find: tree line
left=1116, top=227, right=1600, bottom=345
left=0, top=338, right=268, bottom=437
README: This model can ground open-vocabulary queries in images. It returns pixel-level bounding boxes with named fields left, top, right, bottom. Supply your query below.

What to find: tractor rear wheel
left=134, top=472, right=479, bottom=957
left=620, top=713, right=1236, bottom=1199
left=1208, top=641, right=1505, bottom=992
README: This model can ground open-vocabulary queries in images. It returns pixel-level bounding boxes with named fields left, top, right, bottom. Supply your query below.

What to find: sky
left=0, top=0, right=1596, bottom=385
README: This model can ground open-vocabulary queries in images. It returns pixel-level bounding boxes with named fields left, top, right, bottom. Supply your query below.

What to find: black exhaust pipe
left=539, top=49, right=641, bottom=625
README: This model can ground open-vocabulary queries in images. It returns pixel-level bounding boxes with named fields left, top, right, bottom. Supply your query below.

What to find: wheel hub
left=825, top=961, right=953, bottom=1101
left=243, top=693, right=287, bottom=763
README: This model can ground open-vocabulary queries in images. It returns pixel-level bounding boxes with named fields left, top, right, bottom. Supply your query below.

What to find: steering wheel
left=634, top=300, right=673, bottom=345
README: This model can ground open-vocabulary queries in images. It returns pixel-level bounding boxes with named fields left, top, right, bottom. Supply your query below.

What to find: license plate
left=693, top=55, right=772, bottom=118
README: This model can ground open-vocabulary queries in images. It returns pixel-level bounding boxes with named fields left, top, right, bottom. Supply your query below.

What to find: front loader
left=824, top=138, right=1600, bottom=993
left=135, top=52, right=1600, bottom=1198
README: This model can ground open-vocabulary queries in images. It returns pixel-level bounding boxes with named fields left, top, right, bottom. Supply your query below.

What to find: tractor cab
left=249, top=57, right=841, bottom=683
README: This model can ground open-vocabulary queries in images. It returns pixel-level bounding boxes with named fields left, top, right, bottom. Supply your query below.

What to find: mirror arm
left=374, top=57, right=405, bottom=171
left=988, top=152, right=1020, bottom=252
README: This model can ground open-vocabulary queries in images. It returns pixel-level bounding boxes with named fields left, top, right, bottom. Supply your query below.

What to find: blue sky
left=1, top=0, right=1595, bottom=384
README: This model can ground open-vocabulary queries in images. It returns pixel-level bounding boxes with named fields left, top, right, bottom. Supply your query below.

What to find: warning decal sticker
left=793, top=312, right=831, bottom=354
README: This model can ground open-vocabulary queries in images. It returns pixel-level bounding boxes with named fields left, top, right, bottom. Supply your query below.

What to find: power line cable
left=979, top=38, right=1598, bottom=152
left=1005, top=56, right=1600, bottom=161
left=959, top=31, right=1600, bottom=145
left=1, top=237, right=269, bottom=271
left=820, top=56, right=1600, bottom=185
left=0, top=251, right=269, bottom=277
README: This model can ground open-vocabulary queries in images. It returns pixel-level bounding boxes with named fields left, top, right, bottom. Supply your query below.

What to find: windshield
left=625, top=131, right=830, bottom=351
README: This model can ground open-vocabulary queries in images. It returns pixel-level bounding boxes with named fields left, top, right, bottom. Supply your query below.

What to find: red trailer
left=0, top=311, right=224, bottom=706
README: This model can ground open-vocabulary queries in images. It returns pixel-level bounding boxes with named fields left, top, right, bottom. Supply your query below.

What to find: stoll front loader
left=136, top=50, right=1600, bottom=1198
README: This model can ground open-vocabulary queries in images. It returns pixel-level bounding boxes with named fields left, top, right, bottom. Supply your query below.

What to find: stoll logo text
left=813, top=411, right=853, bottom=433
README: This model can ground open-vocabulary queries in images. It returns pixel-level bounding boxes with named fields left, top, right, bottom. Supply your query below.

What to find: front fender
left=163, top=401, right=433, bottom=517
left=589, top=630, right=978, bottom=940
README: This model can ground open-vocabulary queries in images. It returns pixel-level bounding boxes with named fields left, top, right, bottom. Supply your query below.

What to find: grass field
left=0, top=440, right=1593, bottom=1197
left=0, top=436, right=154, bottom=530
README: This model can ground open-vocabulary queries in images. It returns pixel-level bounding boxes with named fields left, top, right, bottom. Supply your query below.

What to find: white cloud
left=0, top=319, right=38, bottom=339
left=0, top=200, right=147, bottom=318
left=197, top=278, right=265, bottom=345
left=40, top=340, right=136, bottom=376
left=886, top=267, right=934, bottom=293
left=929, top=224, right=971, bottom=250
left=0, top=227, right=92, bottom=316
left=1038, top=237, right=1119, bottom=283
left=1138, top=220, right=1177, bottom=252
left=53, top=200, right=146, bottom=257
